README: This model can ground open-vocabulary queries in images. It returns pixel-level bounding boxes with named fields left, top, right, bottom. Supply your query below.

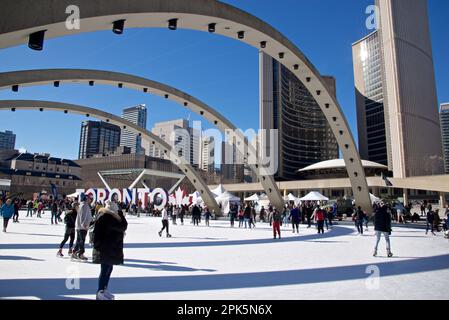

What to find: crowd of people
left=1, top=193, right=449, bottom=300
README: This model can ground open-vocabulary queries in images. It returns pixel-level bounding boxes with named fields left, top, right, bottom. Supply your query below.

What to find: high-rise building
left=260, top=52, right=339, bottom=181
left=440, top=103, right=449, bottom=174
left=352, top=31, right=391, bottom=168
left=78, top=121, right=121, bottom=159
left=0, top=130, right=16, bottom=151
left=147, top=119, right=200, bottom=167
left=353, top=0, right=443, bottom=178
left=200, top=136, right=215, bottom=174
left=221, top=140, right=244, bottom=183
left=120, top=104, right=147, bottom=155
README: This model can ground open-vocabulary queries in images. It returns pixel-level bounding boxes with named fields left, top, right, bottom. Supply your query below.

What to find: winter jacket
left=75, top=202, right=93, bottom=231
left=426, top=211, right=434, bottom=223
left=313, top=209, right=325, bottom=221
left=0, top=204, right=14, bottom=219
left=243, top=206, right=252, bottom=219
left=272, top=211, right=282, bottom=223
left=64, top=209, right=77, bottom=230
left=374, top=206, right=391, bottom=233
left=92, top=208, right=128, bottom=265
left=289, top=207, right=300, bottom=222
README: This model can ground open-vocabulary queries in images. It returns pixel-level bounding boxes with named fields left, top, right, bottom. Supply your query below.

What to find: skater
left=238, top=207, right=244, bottom=228
left=259, top=206, right=266, bottom=223
left=179, top=205, right=185, bottom=225
left=93, top=200, right=128, bottom=300
left=204, top=207, right=212, bottom=227
left=51, top=200, right=58, bottom=225
left=158, top=204, right=172, bottom=237
left=37, top=201, right=44, bottom=218
left=354, top=206, right=366, bottom=235
left=26, top=200, right=33, bottom=217
left=192, top=204, right=201, bottom=226
left=251, top=205, right=256, bottom=228
left=57, top=202, right=78, bottom=257
left=229, top=204, right=237, bottom=227
left=12, top=199, right=20, bottom=223
left=172, top=204, right=177, bottom=225
left=244, top=203, right=252, bottom=229
left=272, top=207, right=282, bottom=239
left=1, top=198, right=14, bottom=232
left=306, top=202, right=313, bottom=228
left=373, top=203, right=393, bottom=257
left=290, top=205, right=300, bottom=234
left=426, top=209, right=436, bottom=236
left=72, top=194, right=93, bottom=261
left=312, top=205, right=326, bottom=234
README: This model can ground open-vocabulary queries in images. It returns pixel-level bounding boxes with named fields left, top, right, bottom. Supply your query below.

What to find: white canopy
left=259, top=193, right=269, bottom=201
left=216, top=191, right=240, bottom=202
left=211, top=184, right=226, bottom=197
left=299, top=191, right=329, bottom=201
left=370, top=193, right=381, bottom=204
left=66, top=191, right=80, bottom=199
left=244, top=193, right=260, bottom=201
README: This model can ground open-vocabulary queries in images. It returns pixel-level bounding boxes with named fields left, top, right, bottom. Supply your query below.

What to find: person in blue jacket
left=1, top=198, right=15, bottom=232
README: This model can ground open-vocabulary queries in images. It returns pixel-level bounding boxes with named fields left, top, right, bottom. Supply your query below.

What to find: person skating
left=251, top=205, right=256, bottom=228
left=1, top=199, right=14, bottom=232
left=204, top=207, right=212, bottom=227
left=93, top=200, right=128, bottom=300
left=26, top=200, right=33, bottom=217
left=244, top=203, right=252, bottom=229
left=179, top=205, right=185, bottom=225
left=192, top=204, right=201, bottom=226
left=312, top=205, right=325, bottom=234
left=272, top=207, right=282, bottom=239
left=426, top=209, right=436, bottom=236
left=290, top=205, right=300, bottom=234
left=72, top=194, right=93, bottom=261
left=259, top=206, right=266, bottom=223
left=373, top=203, right=393, bottom=257
left=12, top=199, right=20, bottom=223
left=354, top=206, right=366, bottom=235
left=158, top=204, right=172, bottom=237
left=57, top=202, right=78, bottom=257
left=51, top=200, right=58, bottom=225
left=229, top=204, right=237, bottom=227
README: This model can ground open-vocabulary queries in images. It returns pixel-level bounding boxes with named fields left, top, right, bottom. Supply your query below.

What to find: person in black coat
left=373, top=203, right=393, bottom=257
left=57, top=202, right=78, bottom=257
left=426, top=210, right=436, bottom=235
left=92, top=200, right=128, bottom=300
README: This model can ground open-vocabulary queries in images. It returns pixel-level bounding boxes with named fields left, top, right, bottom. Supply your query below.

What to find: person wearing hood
left=57, top=202, right=79, bottom=257
left=92, top=199, right=128, bottom=300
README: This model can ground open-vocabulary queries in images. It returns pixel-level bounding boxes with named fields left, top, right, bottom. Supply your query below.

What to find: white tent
left=370, top=193, right=381, bottom=204
left=211, top=184, right=226, bottom=197
left=190, top=191, right=204, bottom=206
left=259, top=193, right=269, bottom=201
left=66, top=191, right=80, bottom=199
left=299, top=191, right=329, bottom=201
left=216, top=191, right=240, bottom=202
left=244, top=193, right=260, bottom=202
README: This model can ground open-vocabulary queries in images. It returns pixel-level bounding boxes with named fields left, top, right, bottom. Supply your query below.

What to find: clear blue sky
left=0, top=0, right=448, bottom=160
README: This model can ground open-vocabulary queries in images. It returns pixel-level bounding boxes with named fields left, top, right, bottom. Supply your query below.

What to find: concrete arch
left=0, top=68, right=285, bottom=209
left=0, top=99, right=221, bottom=213
left=0, top=0, right=372, bottom=211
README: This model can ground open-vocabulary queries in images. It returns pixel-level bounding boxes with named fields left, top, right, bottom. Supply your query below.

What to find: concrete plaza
left=0, top=211, right=448, bottom=300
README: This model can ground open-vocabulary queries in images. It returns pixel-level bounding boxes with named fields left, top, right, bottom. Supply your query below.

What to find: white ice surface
left=0, top=211, right=448, bottom=300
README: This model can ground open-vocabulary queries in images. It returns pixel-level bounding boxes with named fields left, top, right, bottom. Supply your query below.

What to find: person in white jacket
left=72, top=194, right=93, bottom=261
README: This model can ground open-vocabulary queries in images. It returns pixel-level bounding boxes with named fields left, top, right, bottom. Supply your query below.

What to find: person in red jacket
left=312, top=205, right=326, bottom=234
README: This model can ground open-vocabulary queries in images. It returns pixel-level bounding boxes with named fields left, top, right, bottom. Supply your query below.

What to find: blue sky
left=0, top=0, right=448, bottom=160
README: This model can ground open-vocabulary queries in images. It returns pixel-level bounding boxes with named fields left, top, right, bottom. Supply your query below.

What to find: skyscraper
left=0, top=130, right=16, bottom=151
left=221, top=140, right=244, bottom=183
left=78, top=121, right=121, bottom=159
left=353, top=0, right=443, bottom=177
left=200, top=136, right=215, bottom=174
left=440, top=103, right=449, bottom=174
left=260, top=52, right=339, bottom=181
left=352, top=31, right=391, bottom=168
left=120, top=104, right=147, bottom=155
left=147, top=119, right=200, bottom=167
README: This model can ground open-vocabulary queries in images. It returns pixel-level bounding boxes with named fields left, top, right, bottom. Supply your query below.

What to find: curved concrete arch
left=0, top=99, right=221, bottom=213
left=0, top=68, right=285, bottom=209
left=0, top=0, right=372, bottom=211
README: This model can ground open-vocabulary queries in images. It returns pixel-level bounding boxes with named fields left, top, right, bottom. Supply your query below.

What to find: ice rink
left=0, top=211, right=448, bottom=300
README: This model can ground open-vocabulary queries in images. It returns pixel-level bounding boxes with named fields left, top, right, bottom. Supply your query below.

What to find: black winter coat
left=92, top=209, right=128, bottom=265
left=374, top=207, right=391, bottom=233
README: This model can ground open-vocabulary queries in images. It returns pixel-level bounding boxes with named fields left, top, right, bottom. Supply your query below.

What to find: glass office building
left=120, top=104, right=147, bottom=155
left=0, top=130, right=16, bottom=151
left=440, top=103, right=449, bottom=174
left=260, top=52, right=339, bottom=181
left=78, top=121, right=121, bottom=159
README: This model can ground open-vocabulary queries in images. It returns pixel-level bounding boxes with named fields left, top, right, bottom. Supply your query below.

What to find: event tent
left=299, top=191, right=329, bottom=201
